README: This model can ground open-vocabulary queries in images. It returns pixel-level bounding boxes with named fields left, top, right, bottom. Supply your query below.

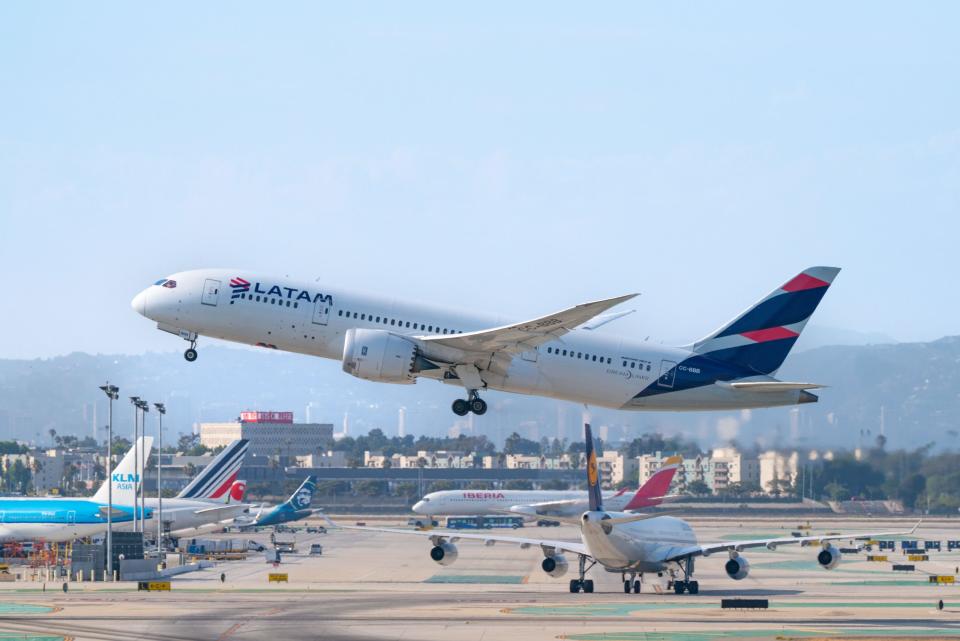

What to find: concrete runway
left=0, top=516, right=959, bottom=641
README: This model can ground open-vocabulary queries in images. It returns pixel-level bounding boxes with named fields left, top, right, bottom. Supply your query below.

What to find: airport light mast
left=153, top=402, right=165, bottom=552
left=99, top=383, right=119, bottom=581
left=136, top=399, right=150, bottom=534
left=129, top=397, right=141, bottom=533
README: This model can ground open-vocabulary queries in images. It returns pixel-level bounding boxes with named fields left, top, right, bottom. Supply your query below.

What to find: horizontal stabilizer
left=716, top=381, right=826, bottom=392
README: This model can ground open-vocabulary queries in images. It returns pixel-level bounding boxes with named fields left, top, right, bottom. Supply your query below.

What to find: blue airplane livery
left=253, top=476, right=318, bottom=527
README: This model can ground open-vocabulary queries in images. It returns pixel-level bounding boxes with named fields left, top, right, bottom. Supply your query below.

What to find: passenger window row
left=545, top=346, right=612, bottom=365
left=236, top=292, right=299, bottom=308
left=337, top=309, right=463, bottom=335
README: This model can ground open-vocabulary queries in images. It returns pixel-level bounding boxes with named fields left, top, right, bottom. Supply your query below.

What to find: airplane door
left=202, top=279, right=221, bottom=306
left=312, top=298, right=330, bottom=326
left=0, top=511, right=5, bottom=523
left=657, top=360, right=677, bottom=388
left=67, top=511, right=76, bottom=525
left=521, top=348, right=538, bottom=363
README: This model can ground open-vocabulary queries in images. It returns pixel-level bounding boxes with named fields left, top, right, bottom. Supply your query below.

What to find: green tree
left=505, top=479, right=533, bottom=490
left=686, top=480, right=711, bottom=496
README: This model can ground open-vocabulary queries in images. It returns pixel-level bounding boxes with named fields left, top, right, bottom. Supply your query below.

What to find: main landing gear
left=451, top=390, right=487, bottom=416
left=569, top=555, right=596, bottom=593
left=622, top=572, right=642, bottom=594
left=669, top=557, right=699, bottom=595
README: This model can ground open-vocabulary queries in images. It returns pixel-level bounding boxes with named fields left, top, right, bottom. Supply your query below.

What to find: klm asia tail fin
left=285, top=476, right=318, bottom=511
left=691, top=266, right=840, bottom=375
left=92, top=436, right=153, bottom=506
left=584, top=423, right=603, bottom=512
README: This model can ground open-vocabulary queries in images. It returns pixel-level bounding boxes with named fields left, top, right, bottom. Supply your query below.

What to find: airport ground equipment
left=868, top=555, right=889, bottom=562
left=892, top=564, right=915, bottom=571
left=925, top=540, right=942, bottom=551
left=930, top=575, right=956, bottom=584
left=268, top=573, right=288, bottom=583
left=948, top=540, right=960, bottom=551
left=908, top=554, right=929, bottom=562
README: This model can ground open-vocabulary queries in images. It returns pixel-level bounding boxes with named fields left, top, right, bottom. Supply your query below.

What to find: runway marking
left=562, top=627, right=960, bottom=640
left=510, top=600, right=960, bottom=616
left=424, top=575, right=525, bottom=584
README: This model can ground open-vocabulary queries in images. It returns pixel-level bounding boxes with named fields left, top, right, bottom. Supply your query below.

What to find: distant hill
left=0, top=337, right=957, bottom=451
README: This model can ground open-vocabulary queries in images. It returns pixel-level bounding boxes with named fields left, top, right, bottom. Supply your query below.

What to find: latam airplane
left=411, top=456, right=681, bottom=519
left=331, top=423, right=918, bottom=595
left=132, top=266, right=838, bottom=415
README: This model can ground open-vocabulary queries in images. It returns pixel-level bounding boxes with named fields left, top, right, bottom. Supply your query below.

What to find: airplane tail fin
left=284, top=476, right=318, bottom=511
left=93, top=436, right=153, bottom=505
left=584, top=423, right=603, bottom=512
left=176, top=439, right=249, bottom=499
left=226, top=480, right=247, bottom=504
left=691, top=266, right=840, bottom=375
left=624, top=455, right=681, bottom=510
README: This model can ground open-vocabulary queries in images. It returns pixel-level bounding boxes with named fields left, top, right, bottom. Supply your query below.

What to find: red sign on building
left=239, top=411, right=294, bottom=424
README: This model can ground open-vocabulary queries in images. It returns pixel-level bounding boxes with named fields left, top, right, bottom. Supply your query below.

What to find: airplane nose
left=131, top=289, right=148, bottom=316
left=412, top=501, right=425, bottom=514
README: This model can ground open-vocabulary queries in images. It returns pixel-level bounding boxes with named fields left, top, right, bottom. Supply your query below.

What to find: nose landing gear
left=183, top=338, right=199, bottom=362
left=451, top=391, right=487, bottom=416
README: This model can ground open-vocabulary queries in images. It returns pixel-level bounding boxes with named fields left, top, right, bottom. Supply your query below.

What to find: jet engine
left=724, top=554, right=750, bottom=580
left=342, top=329, right=417, bottom=384
left=430, top=542, right=458, bottom=566
left=540, top=554, right=568, bottom=578
left=816, top=544, right=842, bottom=570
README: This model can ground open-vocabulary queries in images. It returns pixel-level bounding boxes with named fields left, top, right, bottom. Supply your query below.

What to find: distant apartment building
left=596, top=451, right=638, bottom=488
left=710, top=447, right=760, bottom=491
left=364, top=450, right=475, bottom=469
left=199, top=410, right=333, bottom=458
left=759, top=450, right=799, bottom=494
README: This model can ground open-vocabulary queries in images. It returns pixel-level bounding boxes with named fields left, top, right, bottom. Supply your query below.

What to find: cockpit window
left=162, top=280, right=177, bottom=288
left=154, top=279, right=167, bottom=285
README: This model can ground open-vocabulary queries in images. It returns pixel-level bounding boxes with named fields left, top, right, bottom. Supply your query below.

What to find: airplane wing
left=419, top=294, right=637, bottom=355
left=193, top=505, right=248, bottom=517
left=662, top=521, right=920, bottom=563
left=326, top=517, right=589, bottom=557
left=715, top=381, right=826, bottom=393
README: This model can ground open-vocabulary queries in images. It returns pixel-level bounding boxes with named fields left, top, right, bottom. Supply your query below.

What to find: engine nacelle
left=430, top=542, right=458, bottom=566
left=342, top=328, right=417, bottom=384
left=540, top=554, right=568, bottom=578
left=817, top=544, right=842, bottom=570
left=724, top=554, right=750, bottom=581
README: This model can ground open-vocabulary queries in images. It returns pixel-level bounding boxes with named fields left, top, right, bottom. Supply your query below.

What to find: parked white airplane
left=412, top=456, right=681, bottom=519
left=131, top=267, right=838, bottom=415
left=107, top=439, right=252, bottom=537
left=330, top=423, right=918, bottom=594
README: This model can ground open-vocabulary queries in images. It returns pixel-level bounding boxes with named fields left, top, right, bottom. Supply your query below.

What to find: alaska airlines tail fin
left=584, top=423, right=603, bottom=512
left=691, top=266, right=840, bottom=375
left=624, top=455, right=681, bottom=510
left=285, top=476, right=317, bottom=511
left=93, top=436, right=153, bottom=505
left=177, top=439, right=249, bottom=499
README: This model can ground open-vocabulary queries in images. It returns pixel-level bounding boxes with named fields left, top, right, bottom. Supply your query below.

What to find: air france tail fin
left=584, top=423, right=603, bottom=512
left=691, top=266, right=840, bottom=375
left=284, top=476, right=317, bottom=511
left=225, top=480, right=247, bottom=504
left=92, top=436, right=154, bottom=506
left=624, top=455, right=681, bottom=511
left=177, top=439, right=249, bottom=499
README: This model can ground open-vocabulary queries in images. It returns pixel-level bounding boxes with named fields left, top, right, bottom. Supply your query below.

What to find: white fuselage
left=413, top=489, right=638, bottom=518
left=112, top=498, right=249, bottom=537
left=579, top=512, right=698, bottom=572
left=132, top=269, right=810, bottom=411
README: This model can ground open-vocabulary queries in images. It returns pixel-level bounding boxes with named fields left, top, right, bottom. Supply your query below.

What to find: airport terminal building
left=198, top=411, right=334, bottom=458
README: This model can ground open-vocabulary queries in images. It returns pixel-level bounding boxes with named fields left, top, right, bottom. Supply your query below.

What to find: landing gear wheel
left=184, top=348, right=198, bottom=362
left=569, top=579, right=582, bottom=593
left=582, top=579, right=594, bottom=593
left=633, top=579, right=641, bottom=594
left=688, top=580, right=699, bottom=595
left=452, top=399, right=469, bottom=416
left=673, top=581, right=686, bottom=595
left=469, top=398, right=487, bottom=415
left=623, top=580, right=631, bottom=594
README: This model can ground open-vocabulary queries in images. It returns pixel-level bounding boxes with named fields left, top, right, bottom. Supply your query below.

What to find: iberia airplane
left=131, top=267, right=838, bottom=416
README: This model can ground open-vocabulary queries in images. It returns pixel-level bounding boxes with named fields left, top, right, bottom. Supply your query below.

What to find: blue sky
left=1, top=2, right=957, bottom=359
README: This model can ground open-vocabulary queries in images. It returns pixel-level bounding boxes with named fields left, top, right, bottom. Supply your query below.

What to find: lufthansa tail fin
left=584, top=423, right=603, bottom=512
left=691, top=266, right=840, bottom=375
left=624, top=455, right=681, bottom=511
left=92, top=436, right=153, bottom=506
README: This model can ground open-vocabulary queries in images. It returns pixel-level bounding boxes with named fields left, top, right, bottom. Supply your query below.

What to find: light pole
left=129, top=397, right=141, bottom=533
left=136, top=400, right=150, bottom=535
left=99, top=383, right=119, bottom=581
left=153, top=402, right=165, bottom=552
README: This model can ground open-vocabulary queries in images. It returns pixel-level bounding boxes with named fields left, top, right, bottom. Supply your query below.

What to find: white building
left=759, top=450, right=799, bottom=495
left=199, top=411, right=333, bottom=458
left=710, top=447, right=760, bottom=491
